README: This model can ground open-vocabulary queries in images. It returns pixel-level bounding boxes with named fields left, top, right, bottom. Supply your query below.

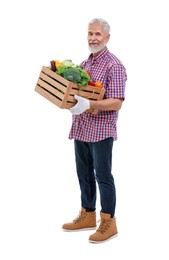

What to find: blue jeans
left=74, top=137, right=116, bottom=216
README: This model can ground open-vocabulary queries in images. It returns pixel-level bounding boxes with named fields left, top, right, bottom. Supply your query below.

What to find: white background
left=0, top=0, right=169, bottom=259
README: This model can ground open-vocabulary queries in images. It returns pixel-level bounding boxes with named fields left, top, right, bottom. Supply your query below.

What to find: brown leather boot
left=62, top=208, right=96, bottom=231
left=89, top=212, right=118, bottom=243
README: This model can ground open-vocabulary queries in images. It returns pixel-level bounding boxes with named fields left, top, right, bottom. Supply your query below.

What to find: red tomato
left=88, top=81, right=96, bottom=86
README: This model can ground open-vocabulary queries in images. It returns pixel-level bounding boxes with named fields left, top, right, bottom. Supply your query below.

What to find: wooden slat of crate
left=35, top=66, right=105, bottom=114
left=39, top=72, right=67, bottom=94
left=65, top=87, right=105, bottom=114
left=42, top=66, right=70, bottom=86
left=70, top=86, right=104, bottom=101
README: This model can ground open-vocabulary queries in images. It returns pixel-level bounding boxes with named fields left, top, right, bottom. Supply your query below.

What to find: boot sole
left=62, top=227, right=97, bottom=232
left=88, top=233, right=118, bottom=243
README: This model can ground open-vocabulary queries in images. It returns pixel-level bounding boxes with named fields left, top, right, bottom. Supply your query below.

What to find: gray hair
left=88, top=18, right=110, bottom=34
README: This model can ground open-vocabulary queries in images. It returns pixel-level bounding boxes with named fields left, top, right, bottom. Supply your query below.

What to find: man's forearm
left=90, top=98, right=123, bottom=111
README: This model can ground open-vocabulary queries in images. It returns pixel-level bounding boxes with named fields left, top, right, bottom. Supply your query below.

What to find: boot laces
left=73, top=210, right=87, bottom=224
left=97, top=219, right=111, bottom=234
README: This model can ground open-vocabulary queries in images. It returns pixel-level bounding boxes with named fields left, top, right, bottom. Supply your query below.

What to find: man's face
left=88, top=23, right=110, bottom=55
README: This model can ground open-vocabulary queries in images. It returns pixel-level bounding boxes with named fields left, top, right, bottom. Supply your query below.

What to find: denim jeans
left=74, top=137, right=116, bottom=216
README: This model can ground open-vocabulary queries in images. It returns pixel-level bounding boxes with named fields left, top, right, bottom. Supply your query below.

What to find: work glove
left=69, top=95, right=90, bottom=115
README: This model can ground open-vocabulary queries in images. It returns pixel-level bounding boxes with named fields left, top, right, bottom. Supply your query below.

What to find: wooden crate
left=35, top=66, right=105, bottom=114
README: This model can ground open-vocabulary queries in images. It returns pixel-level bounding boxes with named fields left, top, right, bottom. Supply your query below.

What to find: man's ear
left=106, top=34, right=110, bottom=43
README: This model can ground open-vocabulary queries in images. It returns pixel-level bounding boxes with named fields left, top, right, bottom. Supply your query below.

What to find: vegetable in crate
left=76, top=66, right=90, bottom=86
left=50, top=59, right=103, bottom=88
left=62, top=60, right=75, bottom=67
left=50, top=60, right=56, bottom=72
left=63, top=67, right=81, bottom=82
left=56, top=63, right=90, bottom=86
left=50, top=59, right=94, bottom=86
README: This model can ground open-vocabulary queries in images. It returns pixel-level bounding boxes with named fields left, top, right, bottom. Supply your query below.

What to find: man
left=62, top=18, right=127, bottom=243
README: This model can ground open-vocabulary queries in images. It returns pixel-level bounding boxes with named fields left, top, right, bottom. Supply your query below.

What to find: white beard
left=88, top=42, right=106, bottom=54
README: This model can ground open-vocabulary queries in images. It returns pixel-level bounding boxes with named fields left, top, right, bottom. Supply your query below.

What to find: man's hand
left=69, top=95, right=90, bottom=115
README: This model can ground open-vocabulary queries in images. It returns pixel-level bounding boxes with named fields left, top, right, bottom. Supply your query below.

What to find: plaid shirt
left=69, top=48, right=127, bottom=142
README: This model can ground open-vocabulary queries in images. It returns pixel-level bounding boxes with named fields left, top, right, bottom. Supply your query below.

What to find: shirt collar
left=88, top=47, right=108, bottom=62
